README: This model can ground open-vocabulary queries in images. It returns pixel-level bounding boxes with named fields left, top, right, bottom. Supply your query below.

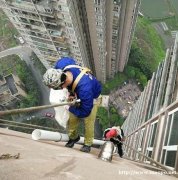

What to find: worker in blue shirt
left=43, top=57, right=102, bottom=153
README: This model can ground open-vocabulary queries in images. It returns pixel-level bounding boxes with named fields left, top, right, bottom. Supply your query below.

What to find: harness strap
left=63, top=65, right=92, bottom=92
left=72, top=68, right=90, bottom=92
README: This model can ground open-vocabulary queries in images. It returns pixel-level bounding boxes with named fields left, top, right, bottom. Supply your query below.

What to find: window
left=97, top=33, right=102, bottom=38
left=169, top=112, right=178, bottom=145
left=165, top=151, right=176, bottom=167
left=63, top=14, right=71, bottom=20
left=138, top=128, right=145, bottom=150
left=96, top=21, right=102, bottom=26
left=161, top=110, right=178, bottom=169
left=145, top=121, right=158, bottom=161
left=149, top=122, right=158, bottom=147
left=62, top=6, right=69, bottom=12
left=95, top=0, right=100, bottom=5
left=135, top=128, right=145, bottom=160
left=45, top=8, right=53, bottom=14
left=58, top=5, right=62, bottom=11
left=97, top=16, right=102, bottom=20
left=164, top=115, right=172, bottom=146
left=96, top=28, right=103, bottom=32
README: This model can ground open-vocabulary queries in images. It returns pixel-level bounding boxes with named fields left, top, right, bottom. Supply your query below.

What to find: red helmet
left=106, top=129, right=117, bottom=138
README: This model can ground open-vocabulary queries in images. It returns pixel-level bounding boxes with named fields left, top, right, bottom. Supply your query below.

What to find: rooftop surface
left=0, top=128, right=177, bottom=180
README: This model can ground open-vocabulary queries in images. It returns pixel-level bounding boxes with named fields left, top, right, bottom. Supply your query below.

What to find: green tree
left=97, top=106, right=124, bottom=130
left=16, top=60, right=40, bottom=108
left=128, top=17, right=165, bottom=80
left=125, top=66, right=136, bottom=78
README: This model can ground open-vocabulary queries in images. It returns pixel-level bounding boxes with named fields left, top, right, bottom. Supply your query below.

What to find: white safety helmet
left=43, top=68, right=64, bottom=89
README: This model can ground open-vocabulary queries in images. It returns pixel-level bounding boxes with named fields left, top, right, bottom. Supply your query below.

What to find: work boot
left=80, top=145, right=91, bottom=153
left=65, top=136, right=80, bottom=148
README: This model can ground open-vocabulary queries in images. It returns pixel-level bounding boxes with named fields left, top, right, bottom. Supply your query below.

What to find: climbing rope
left=0, top=99, right=78, bottom=116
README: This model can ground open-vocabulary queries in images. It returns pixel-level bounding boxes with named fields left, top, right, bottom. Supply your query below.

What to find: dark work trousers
left=110, top=137, right=124, bottom=157
left=116, top=143, right=123, bottom=157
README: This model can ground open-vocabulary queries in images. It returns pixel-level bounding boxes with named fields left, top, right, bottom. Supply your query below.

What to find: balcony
left=0, top=0, right=7, bottom=7
left=46, top=23, right=61, bottom=31
left=42, top=16, right=57, bottom=26
left=40, top=50, right=58, bottom=57
left=29, top=19, right=42, bottom=26
left=32, top=0, right=53, bottom=6
left=39, top=51, right=59, bottom=60
left=6, top=0, right=36, bottom=12
left=47, top=57, right=57, bottom=61
left=32, top=0, right=51, bottom=5
left=16, top=11, right=40, bottom=21
left=52, top=35, right=66, bottom=43
left=20, top=18, right=42, bottom=27
left=28, top=31, right=50, bottom=40
left=6, top=0, right=32, bottom=4
left=31, top=36, right=53, bottom=44
left=34, top=42, right=56, bottom=50
left=21, top=24, right=46, bottom=34
left=49, top=30, right=64, bottom=36
left=55, top=12, right=63, bottom=20
left=57, top=47, right=70, bottom=56
left=38, top=46, right=56, bottom=53
left=57, top=0, right=67, bottom=5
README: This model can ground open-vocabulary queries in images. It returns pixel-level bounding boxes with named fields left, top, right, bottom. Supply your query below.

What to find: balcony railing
left=6, top=0, right=36, bottom=11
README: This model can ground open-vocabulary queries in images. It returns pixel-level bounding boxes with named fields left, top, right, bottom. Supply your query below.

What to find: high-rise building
left=122, top=33, right=178, bottom=171
left=0, top=0, right=140, bottom=82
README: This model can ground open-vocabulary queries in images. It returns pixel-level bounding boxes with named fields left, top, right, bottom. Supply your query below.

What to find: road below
left=152, top=22, right=173, bottom=49
left=0, top=45, right=54, bottom=118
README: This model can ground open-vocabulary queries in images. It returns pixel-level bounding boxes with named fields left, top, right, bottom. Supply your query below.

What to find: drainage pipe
left=32, top=129, right=105, bottom=146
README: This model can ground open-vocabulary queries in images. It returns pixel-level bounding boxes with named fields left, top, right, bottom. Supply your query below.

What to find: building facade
left=0, top=0, right=140, bottom=82
left=122, top=33, right=178, bottom=172
left=0, top=74, right=27, bottom=106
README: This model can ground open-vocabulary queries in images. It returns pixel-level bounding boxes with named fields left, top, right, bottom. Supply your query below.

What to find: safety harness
left=63, top=65, right=92, bottom=92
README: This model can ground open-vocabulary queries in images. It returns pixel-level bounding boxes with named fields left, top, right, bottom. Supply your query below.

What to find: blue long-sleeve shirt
left=55, top=57, right=102, bottom=118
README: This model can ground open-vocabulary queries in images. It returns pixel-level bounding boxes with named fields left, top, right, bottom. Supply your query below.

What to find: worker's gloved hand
left=74, top=99, right=81, bottom=107
left=110, top=138, right=120, bottom=144
left=68, top=95, right=76, bottom=102
left=67, top=92, right=77, bottom=102
left=110, top=138, right=115, bottom=143
left=64, top=105, right=70, bottom=110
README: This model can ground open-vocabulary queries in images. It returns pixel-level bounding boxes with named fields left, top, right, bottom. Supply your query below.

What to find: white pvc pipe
left=32, top=129, right=105, bottom=145
left=93, top=139, right=105, bottom=146
left=32, top=129, right=69, bottom=141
